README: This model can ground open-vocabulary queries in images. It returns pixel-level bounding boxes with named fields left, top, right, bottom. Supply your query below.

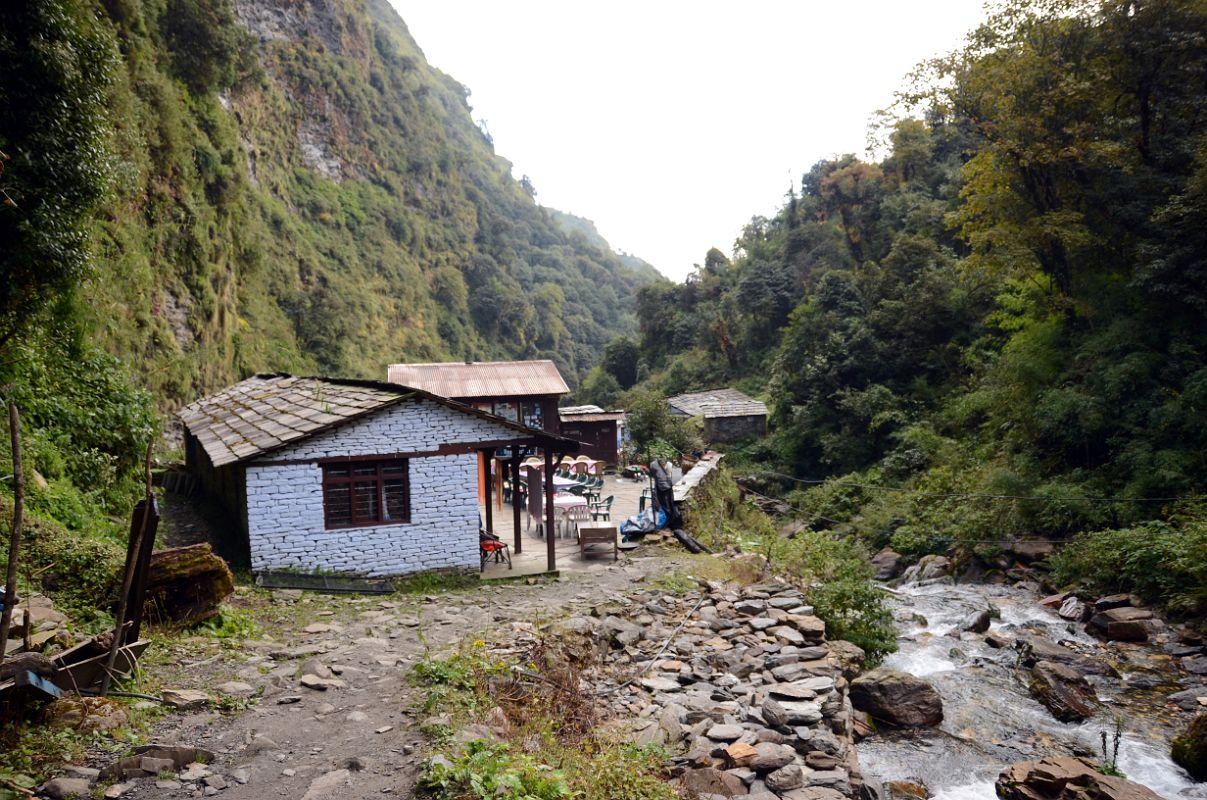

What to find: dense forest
left=587, top=0, right=1207, bottom=612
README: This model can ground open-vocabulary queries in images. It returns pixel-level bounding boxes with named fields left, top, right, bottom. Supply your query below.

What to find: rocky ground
left=37, top=549, right=699, bottom=799
left=539, top=579, right=868, bottom=799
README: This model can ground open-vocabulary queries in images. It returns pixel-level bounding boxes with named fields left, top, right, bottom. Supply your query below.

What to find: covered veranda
left=474, top=434, right=588, bottom=576
left=480, top=470, right=647, bottom=579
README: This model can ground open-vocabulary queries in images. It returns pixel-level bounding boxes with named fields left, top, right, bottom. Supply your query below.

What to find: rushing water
left=858, top=580, right=1206, bottom=799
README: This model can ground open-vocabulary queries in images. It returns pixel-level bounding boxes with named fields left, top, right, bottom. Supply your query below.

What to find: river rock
left=1094, top=594, right=1133, bottom=612
left=1167, top=687, right=1207, bottom=712
left=761, top=697, right=822, bottom=727
left=1058, top=596, right=1090, bottom=622
left=961, top=609, right=991, bottom=634
left=871, top=549, right=904, bottom=580
left=1029, top=661, right=1096, bottom=722
left=1015, top=635, right=1117, bottom=677
left=765, top=764, right=804, bottom=792
left=1171, top=714, right=1207, bottom=781
left=826, top=640, right=865, bottom=679
left=902, top=555, right=951, bottom=584
left=681, top=766, right=748, bottom=796
left=1183, top=656, right=1207, bottom=675
left=40, top=778, right=92, bottom=799
left=750, top=742, right=795, bottom=772
left=1088, top=607, right=1153, bottom=642
left=849, top=669, right=942, bottom=727
left=996, top=756, right=1161, bottom=800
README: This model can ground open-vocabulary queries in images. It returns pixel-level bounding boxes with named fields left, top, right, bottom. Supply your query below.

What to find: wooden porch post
left=483, top=448, right=494, bottom=534
left=511, top=455, right=522, bottom=554
left=544, top=447, right=556, bottom=572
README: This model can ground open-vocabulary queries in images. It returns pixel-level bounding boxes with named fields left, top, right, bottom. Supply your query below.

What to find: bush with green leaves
left=419, top=740, right=569, bottom=800
left=777, top=530, right=897, bottom=662
left=1050, top=508, right=1207, bottom=614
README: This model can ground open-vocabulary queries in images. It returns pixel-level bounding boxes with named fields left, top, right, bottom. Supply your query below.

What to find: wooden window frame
left=321, top=459, right=410, bottom=530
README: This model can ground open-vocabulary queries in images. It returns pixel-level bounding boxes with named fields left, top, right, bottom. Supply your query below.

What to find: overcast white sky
left=388, top=2, right=990, bottom=281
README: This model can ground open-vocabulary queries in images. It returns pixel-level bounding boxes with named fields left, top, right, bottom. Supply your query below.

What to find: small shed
left=666, top=388, right=768, bottom=444
left=385, top=360, right=569, bottom=433
left=558, top=405, right=626, bottom=467
left=178, top=374, right=577, bottom=577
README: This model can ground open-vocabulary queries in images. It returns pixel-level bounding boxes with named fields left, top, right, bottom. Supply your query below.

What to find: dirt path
left=118, top=550, right=693, bottom=799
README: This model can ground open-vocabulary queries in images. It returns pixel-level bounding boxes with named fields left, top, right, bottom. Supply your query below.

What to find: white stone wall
left=244, top=397, right=525, bottom=576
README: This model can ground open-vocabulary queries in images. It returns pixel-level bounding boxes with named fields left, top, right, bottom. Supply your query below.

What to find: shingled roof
left=179, top=373, right=574, bottom=468
left=666, top=388, right=768, bottom=419
left=385, top=360, right=569, bottom=399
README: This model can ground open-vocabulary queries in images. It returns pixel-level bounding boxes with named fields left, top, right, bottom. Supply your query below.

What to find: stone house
left=178, top=374, right=576, bottom=577
left=666, top=388, right=768, bottom=444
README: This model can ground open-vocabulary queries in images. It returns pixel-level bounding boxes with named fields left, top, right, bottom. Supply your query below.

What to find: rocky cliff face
left=85, top=0, right=659, bottom=406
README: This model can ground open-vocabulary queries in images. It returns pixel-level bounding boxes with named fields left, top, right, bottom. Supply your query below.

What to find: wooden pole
left=100, top=438, right=153, bottom=695
left=544, top=448, right=555, bottom=573
left=483, top=449, right=494, bottom=534
left=511, top=455, right=522, bottom=555
left=0, top=401, right=24, bottom=665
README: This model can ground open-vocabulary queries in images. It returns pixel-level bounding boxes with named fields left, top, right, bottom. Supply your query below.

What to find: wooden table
left=577, top=521, right=618, bottom=561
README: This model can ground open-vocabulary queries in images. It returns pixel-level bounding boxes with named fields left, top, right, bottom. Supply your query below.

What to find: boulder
left=1171, top=714, right=1207, bottom=781
left=681, top=767, right=748, bottom=796
left=826, top=640, right=866, bottom=680
left=902, top=555, right=951, bottom=584
left=39, top=778, right=92, bottom=799
left=1094, top=594, right=1133, bottom=612
left=1167, top=687, right=1207, bottom=712
left=761, top=697, right=822, bottom=727
left=1012, top=540, right=1055, bottom=561
left=142, top=544, right=233, bottom=626
left=961, top=609, right=991, bottom=634
left=848, top=669, right=942, bottom=727
left=1088, top=607, right=1153, bottom=642
left=750, top=742, right=796, bottom=772
left=1058, top=596, right=1090, bottom=623
left=871, top=549, right=904, bottom=581
left=765, top=765, right=804, bottom=793
left=1029, top=661, right=1096, bottom=722
left=1014, top=635, right=1117, bottom=677
left=996, top=756, right=1161, bottom=800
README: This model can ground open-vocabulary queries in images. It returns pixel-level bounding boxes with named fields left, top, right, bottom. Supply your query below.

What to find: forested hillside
left=11, top=0, right=660, bottom=408
left=615, top=0, right=1207, bottom=610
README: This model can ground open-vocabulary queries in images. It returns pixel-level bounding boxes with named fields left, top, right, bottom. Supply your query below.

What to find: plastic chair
left=590, top=495, right=614, bottom=521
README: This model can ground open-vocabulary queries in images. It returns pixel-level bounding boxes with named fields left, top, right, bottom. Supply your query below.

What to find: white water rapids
left=857, top=580, right=1205, bottom=799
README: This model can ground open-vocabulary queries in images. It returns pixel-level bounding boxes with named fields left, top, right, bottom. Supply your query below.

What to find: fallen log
left=141, top=544, right=233, bottom=626
left=672, top=528, right=711, bottom=555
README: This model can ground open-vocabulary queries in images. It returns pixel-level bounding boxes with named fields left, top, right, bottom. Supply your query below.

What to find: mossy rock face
left=1172, top=714, right=1207, bottom=780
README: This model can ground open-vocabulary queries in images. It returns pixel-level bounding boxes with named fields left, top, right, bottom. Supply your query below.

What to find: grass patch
left=413, top=634, right=675, bottom=800
left=393, top=571, right=481, bottom=596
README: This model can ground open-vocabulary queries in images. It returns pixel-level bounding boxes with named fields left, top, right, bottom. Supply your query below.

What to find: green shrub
left=1049, top=510, right=1207, bottom=613
left=778, top=530, right=898, bottom=662
left=419, top=739, right=570, bottom=800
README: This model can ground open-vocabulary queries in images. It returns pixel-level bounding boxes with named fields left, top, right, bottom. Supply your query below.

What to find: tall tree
left=0, top=0, right=116, bottom=353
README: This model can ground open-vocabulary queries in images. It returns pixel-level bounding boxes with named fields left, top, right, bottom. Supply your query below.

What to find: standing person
left=648, top=459, right=682, bottom=529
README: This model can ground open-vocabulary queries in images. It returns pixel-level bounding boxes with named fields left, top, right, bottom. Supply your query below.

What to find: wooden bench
left=577, top=521, right=618, bottom=561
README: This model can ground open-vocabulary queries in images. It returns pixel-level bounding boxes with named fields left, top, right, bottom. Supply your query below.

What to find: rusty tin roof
left=385, top=360, right=569, bottom=399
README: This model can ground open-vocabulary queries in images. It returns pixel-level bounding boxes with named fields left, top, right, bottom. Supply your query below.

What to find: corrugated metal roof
left=178, top=373, right=576, bottom=468
left=559, top=404, right=605, bottom=415
left=559, top=411, right=625, bottom=423
left=385, top=360, right=569, bottom=399
left=666, top=388, right=768, bottom=419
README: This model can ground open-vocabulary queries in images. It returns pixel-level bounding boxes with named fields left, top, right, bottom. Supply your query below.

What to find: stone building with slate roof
left=666, top=388, right=768, bottom=444
left=178, top=374, right=576, bottom=576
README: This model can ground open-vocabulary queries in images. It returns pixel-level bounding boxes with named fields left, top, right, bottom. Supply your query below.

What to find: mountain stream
left=857, top=580, right=1206, bottom=800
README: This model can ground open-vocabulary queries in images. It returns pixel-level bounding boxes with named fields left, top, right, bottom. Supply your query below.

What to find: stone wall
left=244, top=397, right=529, bottom=576
left=704, top=414, right=766, bottom=444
